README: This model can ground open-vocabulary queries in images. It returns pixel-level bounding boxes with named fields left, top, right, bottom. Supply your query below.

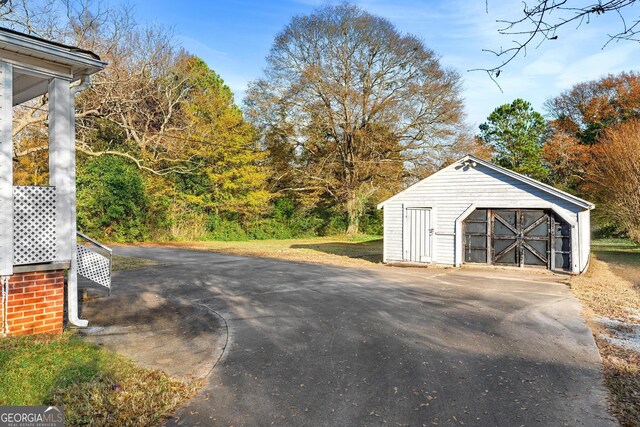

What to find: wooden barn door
left=404, top=207, right=432, bottom=263
left=492, top=209, right=550, bottom=268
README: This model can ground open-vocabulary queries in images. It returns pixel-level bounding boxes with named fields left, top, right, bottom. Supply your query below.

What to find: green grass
left=0, top=332, right=198, bottom=426
left=592, top=238, right=640, bottom=268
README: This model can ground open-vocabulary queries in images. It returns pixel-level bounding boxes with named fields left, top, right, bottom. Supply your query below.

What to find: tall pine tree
left=479, top=99, right=548, bottom=181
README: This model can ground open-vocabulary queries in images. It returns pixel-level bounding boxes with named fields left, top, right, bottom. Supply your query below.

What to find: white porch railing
left=76, top=231, right=112, bottom=293
left=13, top=185, right=57, bottom=265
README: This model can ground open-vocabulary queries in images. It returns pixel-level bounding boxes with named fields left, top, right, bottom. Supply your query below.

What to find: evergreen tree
left=479, top=99, right=549, bottom=181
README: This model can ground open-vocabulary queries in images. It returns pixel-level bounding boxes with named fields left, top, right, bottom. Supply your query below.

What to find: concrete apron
left=79, top=278, right=227, bottom=383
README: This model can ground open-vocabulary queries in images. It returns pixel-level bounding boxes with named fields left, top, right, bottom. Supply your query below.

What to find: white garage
left=377, top=155, right=594, bottom=274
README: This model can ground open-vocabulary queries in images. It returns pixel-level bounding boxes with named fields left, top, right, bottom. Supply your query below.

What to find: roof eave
left=465, top=155, right=594, bottom=210
left=0, top=28, right=106, bottom=76
left=377, top=155, right=594, bottom=211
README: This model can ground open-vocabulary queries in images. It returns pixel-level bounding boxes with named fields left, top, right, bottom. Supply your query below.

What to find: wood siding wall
left=382, top=164, right=587, bottom=270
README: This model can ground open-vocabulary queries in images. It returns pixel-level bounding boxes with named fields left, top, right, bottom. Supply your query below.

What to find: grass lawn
left=570, top=238, right=640, bottom=426
left=145, top=235, right=384, bottom=268
left=0, top=332, right=199, bottom=426
left=591, top=238, right=640, bottom=288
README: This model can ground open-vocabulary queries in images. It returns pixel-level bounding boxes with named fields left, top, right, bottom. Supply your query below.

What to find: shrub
left=205, top=216, right=248, bottom=241
left=77, top=156, right=147, bottom=242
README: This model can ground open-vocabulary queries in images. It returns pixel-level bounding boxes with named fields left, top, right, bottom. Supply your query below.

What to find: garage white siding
left=379, top=156, right=594, bottom=273
left=578, top=209, right=591, bottom=272
left=383, top=203, right=403, bottom=261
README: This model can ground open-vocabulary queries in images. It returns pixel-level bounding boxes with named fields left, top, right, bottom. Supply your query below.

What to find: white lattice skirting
left=13, top=186, right=57, bottom=265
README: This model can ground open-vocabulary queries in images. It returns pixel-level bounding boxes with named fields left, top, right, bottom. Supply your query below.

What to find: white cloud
left=177, top=35, right=229, bottom=59
left=555, top=43, right=640, bottom=88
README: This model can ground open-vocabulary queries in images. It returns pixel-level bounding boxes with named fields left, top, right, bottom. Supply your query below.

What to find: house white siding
left=380, top=157, right=593, bottom=273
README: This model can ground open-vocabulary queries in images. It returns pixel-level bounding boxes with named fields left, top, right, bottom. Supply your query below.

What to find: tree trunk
left=346, top=192, right=360, bottom=236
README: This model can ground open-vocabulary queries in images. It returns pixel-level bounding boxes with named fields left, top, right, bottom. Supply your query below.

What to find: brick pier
left=1, top=269, right=64, bottom=336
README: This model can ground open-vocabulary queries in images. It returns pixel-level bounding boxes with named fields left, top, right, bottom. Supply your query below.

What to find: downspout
left=67, top=75, right=91, bottom=327
left=71, top=75, right=91, bottom=96
left=1, top=276, right=8, bottom=336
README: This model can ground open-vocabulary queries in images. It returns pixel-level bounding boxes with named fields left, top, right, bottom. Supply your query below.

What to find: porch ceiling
left=12, top=71, right=49, bottom=105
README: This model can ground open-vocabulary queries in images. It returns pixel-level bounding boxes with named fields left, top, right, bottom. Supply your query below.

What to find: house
left=0, top=28, right=109, bottom=336
left=377, top=155, right=594, bottom=274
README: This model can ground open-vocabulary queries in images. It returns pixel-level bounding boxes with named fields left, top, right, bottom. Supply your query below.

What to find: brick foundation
left=1, top=269, right=65, bottom=336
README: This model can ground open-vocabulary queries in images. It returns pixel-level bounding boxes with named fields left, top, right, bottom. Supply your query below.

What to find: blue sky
left=122, top=0, right=640, bottom=129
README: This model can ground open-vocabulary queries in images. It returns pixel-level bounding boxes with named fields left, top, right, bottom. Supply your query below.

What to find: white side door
left=404, top=207, right=432, bottom=263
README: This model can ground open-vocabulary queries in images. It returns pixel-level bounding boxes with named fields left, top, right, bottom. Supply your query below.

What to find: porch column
left=0, top=61, right=13, bottom=276
left=49, top=77, right=87, bottom=327
left=49, top=77, right=73, bottom=262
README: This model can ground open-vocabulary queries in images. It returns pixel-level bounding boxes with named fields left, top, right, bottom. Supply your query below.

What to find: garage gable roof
left=377, top=155, right=595, bottom=210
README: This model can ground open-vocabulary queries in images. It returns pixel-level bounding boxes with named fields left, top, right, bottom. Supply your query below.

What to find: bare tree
left=246, top=3, right=465, bottom=234
left=3, top=0, right=196, bottom=176
left=475, top=1, right=639, bottom=80
left=0, top=0, right=58, bottom=36
left=74, top=26, right=197, bottom=175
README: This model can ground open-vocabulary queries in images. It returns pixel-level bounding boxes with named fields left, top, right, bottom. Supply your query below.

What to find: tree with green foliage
left=121, top=54, right=273, bottom=241
left=4, top=0, right=272, bottom=241
left=479, top=99, right=549, bottom=181
left=75, top=53, right=271, bottom=241
left=173, top=55, right=271, bottom=224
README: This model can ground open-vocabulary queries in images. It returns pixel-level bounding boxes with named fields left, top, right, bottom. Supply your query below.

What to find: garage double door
left=463, top=209, right=571, bottom=271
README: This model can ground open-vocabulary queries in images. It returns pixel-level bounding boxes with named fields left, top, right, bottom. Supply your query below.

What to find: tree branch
left=473, top=0, right=639, bottom=79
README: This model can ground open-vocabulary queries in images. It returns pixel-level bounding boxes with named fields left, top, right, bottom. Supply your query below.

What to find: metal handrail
left=77, top=231, right=112, bottom=253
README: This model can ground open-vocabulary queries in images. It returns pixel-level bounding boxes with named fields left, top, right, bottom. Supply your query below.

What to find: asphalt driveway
left=80, top=246, right=615, bottom=426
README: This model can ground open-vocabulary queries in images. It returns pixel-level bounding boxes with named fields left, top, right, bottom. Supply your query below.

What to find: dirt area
left=112, top=254, right=157, bottom=271
left=570, top=253, right=640, bottom=427
left=132, top=236, right=384, bottom=268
